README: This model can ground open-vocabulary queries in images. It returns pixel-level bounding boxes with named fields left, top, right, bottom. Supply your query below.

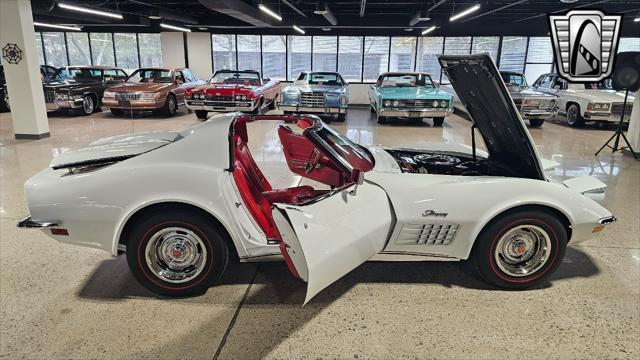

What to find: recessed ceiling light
left=58, top=3, right=123, bottom=20
left=314, top=2, right=329, bottom=15
left=417, top=10, right=431, bottom=21
left=149, top=15, right=162, bottom=20
left=160, top=23, right=191, bottom=32
left=198, top=27, right=208, bottom=30
left=322, top=27, right=331, bottom=31
left=404, top=28, right=414, bottom=31
left=33, top=22, right=81, bottom=31
left=560, top=0, right=579, bottom=3
left=259, top=3, right=282, bottom=21
left=450, top=4, right=481, bottom=22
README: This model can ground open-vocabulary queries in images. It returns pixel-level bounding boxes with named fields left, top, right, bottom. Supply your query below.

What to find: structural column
left=626, top=91, right=639, bottom=157
left=0, top=0, right=50, bottom=139
left=160, top=32, right=186, bottom=69
left=186, top=32, right=213, bottom=80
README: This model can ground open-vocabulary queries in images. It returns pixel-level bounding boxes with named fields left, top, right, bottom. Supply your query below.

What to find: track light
left=421, top=26, right=437, bottom=35
left=292, top=25, right=305, bottom=34
left=33, top=22, right=81, bottom=31
left=450, top=4, right=481, bottom=22
left=314, top=2, right=329, bottom=15
left=160, top=23, right=191, bottom=32
left=58, top=3, right=123, bottom=20
left=259, top=4, right=282, bottom=21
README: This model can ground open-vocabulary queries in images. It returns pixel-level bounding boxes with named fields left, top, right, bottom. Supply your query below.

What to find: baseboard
left=15, top=132, right=50, bottom=140
left=623, top=148, right=640, bottom=159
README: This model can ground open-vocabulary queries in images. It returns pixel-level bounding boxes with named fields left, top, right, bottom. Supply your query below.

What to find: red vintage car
left=185, top=70, right=280, bottom=119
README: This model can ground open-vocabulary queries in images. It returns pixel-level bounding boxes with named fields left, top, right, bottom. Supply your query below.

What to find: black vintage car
left=1, top=64, right=58, bottom=112
left=43, top=65, right=128, bottom=115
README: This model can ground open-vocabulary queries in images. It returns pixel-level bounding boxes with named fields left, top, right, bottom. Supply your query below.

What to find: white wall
left=160, top=32, right=185, bottom=68
left=627, top=91, right=639, bottom=156
left=186, top=32, right=213, bottom=80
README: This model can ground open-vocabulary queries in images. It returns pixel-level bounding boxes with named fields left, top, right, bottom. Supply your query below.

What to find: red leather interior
left=262, top=186, right=316, bottom=205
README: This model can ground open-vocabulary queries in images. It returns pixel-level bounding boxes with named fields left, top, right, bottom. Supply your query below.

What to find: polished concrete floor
left=1, top=107, right=638, bottom=359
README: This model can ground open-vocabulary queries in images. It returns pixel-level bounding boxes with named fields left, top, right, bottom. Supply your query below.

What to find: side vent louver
left=396, top=223, right=460, bottom=246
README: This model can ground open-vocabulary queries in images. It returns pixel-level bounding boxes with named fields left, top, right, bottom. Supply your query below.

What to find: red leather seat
left=262, top=186, right=316, bottom=204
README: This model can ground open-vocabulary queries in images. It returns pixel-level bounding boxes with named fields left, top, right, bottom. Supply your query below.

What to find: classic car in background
left=1, top=64, right=58, bottom=112
left=185, top=70, right=280, bottom=120
left=443, top=71, right=557, bottom=127
left=18, top=54, right=614, bottom=303
left=43, top=65, right=128, bottom=115
left=278, top=71, right=348, bottom=121
left=369, top=72, right=453, bottom=126
left=532, top=73, right=634, bottom=127
left=102, top=68, right=205, bottom=117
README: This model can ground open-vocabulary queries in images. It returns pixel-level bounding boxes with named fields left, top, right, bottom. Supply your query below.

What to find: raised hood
left=438, top=54, right=544, bottom=180
left=50, top=131, right=179, bottom=170
left=378, top=86, right=450, bottom=100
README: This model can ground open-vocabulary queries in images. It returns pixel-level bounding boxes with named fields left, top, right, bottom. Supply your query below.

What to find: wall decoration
left=2, top=43, right=23, bottom=64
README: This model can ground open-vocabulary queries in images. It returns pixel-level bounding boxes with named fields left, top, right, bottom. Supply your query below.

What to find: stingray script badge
left=549, top=9, right=621, bottom=82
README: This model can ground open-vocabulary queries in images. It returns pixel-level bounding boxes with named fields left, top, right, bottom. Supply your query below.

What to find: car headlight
left=55, top=93, right=69, bottom=101
left=432, top=100, right=439, bottom=107
left=235, top=94, right=247, bottom=101
left=539, top=99, right=554, bottom=109
left=591, top=102, right=610, bottom=111
left=384, top=100, right=391, bottom=107
left=392, top=100, right=399, bottom=107
left=103, top=91, right=115, bottom=98
left=440, top=100, right=448, bottom=108
left=139, top=92, right=155, bottom=99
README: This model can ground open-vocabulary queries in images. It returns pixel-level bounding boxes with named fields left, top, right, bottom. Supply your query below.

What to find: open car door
left=273, top=181, right=393, bottom=304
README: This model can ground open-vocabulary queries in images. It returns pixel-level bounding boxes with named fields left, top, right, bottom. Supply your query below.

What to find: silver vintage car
left=278, top=71, right=348, bottom=121
left=532, top=73, right=634, bottom=127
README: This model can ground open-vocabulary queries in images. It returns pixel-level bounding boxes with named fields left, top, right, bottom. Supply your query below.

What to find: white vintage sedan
left=19, top=54, right=615, bottom=303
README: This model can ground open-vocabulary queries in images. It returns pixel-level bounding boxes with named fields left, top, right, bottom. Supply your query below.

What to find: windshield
left=309, top=73, right=343, bottom=86
left=210, top=71, right=261, bottom=86
left=501, top=73, right=528, bottom=87
left=315, top=125, right=374, bottom=171
left=379, top=74, right=434, bottom=87
left=128, top=69, right=173, bottom=83
left=584, top=79, right=613, bottom=90
left=54, top=68, right=102, bottom=81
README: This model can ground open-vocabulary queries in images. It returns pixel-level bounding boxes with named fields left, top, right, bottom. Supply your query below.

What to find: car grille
left=116, top=93, right=141, bottom=100
left=385, top=100, right=447, bottom=108
left=395, top=223, right=459, bottom=246
left=300, top=92, right=325, bottom=107
left=44, top=89, right=55, bottom=103
left=611, top=103, right=632, bottom=115
left=206, top=95, right=235, bottom=102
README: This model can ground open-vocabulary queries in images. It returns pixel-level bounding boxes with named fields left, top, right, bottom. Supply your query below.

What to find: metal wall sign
left=549, top=9, right=622, bottom=82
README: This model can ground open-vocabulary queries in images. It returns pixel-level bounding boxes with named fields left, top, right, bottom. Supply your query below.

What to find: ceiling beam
left=462, top=0, right=528, bottom=23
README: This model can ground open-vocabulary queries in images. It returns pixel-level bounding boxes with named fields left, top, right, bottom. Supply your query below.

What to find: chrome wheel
left=494, top=225, right=552, bottom=277
left=82, top=96, right=94, bottom=114
left=168, top=97, right=176, bottom=114
left=144, top=226, right=208, bottom=283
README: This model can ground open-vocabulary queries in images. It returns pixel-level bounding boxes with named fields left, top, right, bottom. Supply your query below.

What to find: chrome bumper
left=520, top=109, right=554, bottom=119
left=186, top=100, right=255, bottom=112
left=17, top=216, right=60, bottom=228
left=46, top=99, right=83, bottom=111
left=379, top=108, right=453, bottom=118
left=584, top=111, right=631, bottom=122
left=598, top=216, right=616, bottom=225
left=278, top=104, right=346, bottom=114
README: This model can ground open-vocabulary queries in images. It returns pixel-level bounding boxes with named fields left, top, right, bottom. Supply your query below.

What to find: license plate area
left=409, top=111, right=421, bottom=117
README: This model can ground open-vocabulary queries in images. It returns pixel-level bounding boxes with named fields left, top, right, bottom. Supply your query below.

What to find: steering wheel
left=305, top=148, right=322, bottom=174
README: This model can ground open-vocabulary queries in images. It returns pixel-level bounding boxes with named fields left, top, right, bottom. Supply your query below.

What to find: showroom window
left=237, top=35, right=261, bottom=74
left=262, top=35, right=287, bottom=80
left=42, top=32, right=68, bottom=67
left=66, top=32, right=91, bottom=66
left=338, top=36, right=364, bottom=82
left=441, top=37, right=472, bottom=83
left=114, top=33, right=139, bottom=72
left=287, top=35, right=311, bottom=81
left=471, top=37, right=499, bottom=61
left=34, top=33, right=45, bottom=65
left=313, top=36, right=338, bottom=72
left=90, top=33, right=115, bottom=66
left=499, top=36, right=527, bottom=73
left=389, top=37, right=416, bottom=72
left=618, top=37, right=640, bottom=52
left=524, top=37, right=554, bottom=85
left=138, top=33, right=162, bottom=68
left=363, top=37, right=389, bottom=82
left=416, top=37, right=444, bottom=83
left=212, top=34, right=237, bottom=72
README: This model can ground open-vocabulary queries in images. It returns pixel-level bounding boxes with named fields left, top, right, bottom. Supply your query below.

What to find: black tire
left=77, top=94, right=95, bottom=116
left=283, top=111, right=294, bottom=116
left=377, top=115, right=387, bottom=124
left=370, top=104, right=376, bottom=113
left=110, top=108, right=125, bottom=116
left=529, top=119, right=545, bottom=127
left=433, top=117, right=445, bottom=126
left=195, top=110, right=208, bottom=120
left=566, top=104, right=584, bottom=127
left=471, top=209, right=567, bottom=289
left=162, top=94, right=177, bottom=117
left=268, top=95, right=277, bottom=110
left=251, top=98, right=263, bottom=115
left=126, top=208, right=229, bottom=297
left=336, top=112, right=347, bottom=122
left=0, top=98, right=9, bottom=112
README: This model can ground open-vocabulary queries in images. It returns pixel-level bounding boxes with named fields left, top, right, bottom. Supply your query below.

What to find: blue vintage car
left=368, top=72, right=453, bottom=126
left=278, top=71, right=348, bottom=121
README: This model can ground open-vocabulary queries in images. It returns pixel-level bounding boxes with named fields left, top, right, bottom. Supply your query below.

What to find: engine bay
left=385, top=149, right=520, bottom=177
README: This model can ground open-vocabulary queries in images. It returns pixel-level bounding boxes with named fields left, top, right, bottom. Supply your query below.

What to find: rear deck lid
left=50, top=131, right=179, bottom=169
left=438, top=54, right=545, bottom=180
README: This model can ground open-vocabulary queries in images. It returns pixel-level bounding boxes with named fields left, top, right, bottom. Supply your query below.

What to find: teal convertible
left=368, top=72, right=453, bottom=126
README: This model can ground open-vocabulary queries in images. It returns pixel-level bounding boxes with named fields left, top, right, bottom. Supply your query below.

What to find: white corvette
left=19, top=54, right=615, bottom=303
